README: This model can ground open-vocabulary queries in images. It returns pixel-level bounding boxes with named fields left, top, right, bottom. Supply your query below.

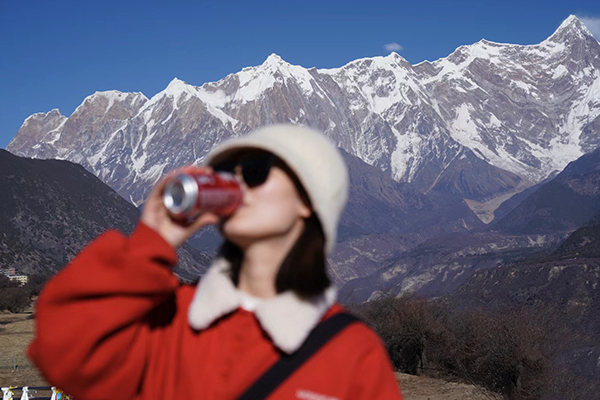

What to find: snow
left=523, top=41, right=566, bottom=58
left=131, top=152, right=148, bottom=176
left=488, top=114, right=502, bottom=128
left=140, top=162, right=167, bottom=181
left=420, top=54, right=477, bottom=86
left=233, top=53, right=317, bottom=103
left=552, top=65, right=569, bottom=79
left=320, top=53, right=425, bottom=115
left=137, top=78, right=193, bottom=119
left=147, top=118, right=157, bottom=133
left=449, top=104, right=531, bottom=177
left=469, top=40, right=503, bottom=61
left=23, top=112, right=47, bottom=125
left=87, top=121, right=127, bottom=166
left=69, top=91, right=148, bottom=122
left=22, top=109, right=64, bottom=126
left=101, top=90, right=128, bottom=112
left=390, top=123, right=422, bottom=182
left=136, top=78, right=237, bottom=127
left=550, top=15, right=593, bottom=40
left=46, top=117, right=68, bottom=145
left=513, top=80, right=535, bottom=94
left=450, top=104, right=480, bottom=148
left=196, top=86, right=229, bottom=108
left=163, top=78, right=198, bottom=109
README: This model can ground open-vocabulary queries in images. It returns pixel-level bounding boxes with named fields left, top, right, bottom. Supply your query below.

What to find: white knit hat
left=204, top=124, right=349, bottom=255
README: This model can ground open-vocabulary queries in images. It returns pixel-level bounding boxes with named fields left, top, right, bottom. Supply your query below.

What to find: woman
left=28, top=124, right=403, bottom=399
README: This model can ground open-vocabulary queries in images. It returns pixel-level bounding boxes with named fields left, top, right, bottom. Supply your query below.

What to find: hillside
left=0, top=149, right=211, bottom=280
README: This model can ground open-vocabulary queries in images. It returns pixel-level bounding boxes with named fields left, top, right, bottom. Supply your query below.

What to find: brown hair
left=216, top=153, right=331, bottom=298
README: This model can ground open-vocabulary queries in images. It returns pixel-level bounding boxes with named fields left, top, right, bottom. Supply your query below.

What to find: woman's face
left=219, top=161, right=311, bottom=248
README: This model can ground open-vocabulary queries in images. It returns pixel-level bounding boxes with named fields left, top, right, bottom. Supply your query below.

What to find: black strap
left=237, top=312, right=361, bottom=400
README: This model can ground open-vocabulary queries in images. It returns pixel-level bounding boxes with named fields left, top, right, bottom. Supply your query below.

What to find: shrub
left=345, top=293, right=595, bottom=399
left=0, top=286, right=30, bottom=313
left=24, top=272, right=51, bottom=296
left=0, top=273, right=19, bottom=289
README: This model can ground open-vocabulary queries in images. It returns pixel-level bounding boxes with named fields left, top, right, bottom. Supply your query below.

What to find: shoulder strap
left=237, top=312, right=361, bottom=400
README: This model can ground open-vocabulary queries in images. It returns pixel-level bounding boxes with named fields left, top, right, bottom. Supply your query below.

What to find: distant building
left=8, top=275, right=28, bottom=286
left=2, top=268, right=28, bottom=286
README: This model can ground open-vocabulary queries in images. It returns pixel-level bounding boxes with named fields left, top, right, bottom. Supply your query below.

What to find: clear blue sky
left=1, top=0, right=599, bottom=149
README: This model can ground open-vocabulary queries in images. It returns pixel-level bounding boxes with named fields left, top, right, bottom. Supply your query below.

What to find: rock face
left=340, top=142, right=600, bottom=301
left=493, top=146, right=600, bottom=234
left=7, top=16, right=600, bottom=212
left=339, top=231, right=565, bottom=303
left=553, top=209, right=600, bottom=258
left=329, top=150, right=485, bottom=286
left=0, top=150, right=211, bottom=280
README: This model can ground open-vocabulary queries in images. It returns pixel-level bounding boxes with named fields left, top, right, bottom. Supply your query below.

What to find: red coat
left=28, top=222, right=404, bottom=400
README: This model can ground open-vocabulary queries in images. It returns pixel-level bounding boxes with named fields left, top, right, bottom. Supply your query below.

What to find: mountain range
left=4, top=15, right=600, bottom=291
left=7, top=16, right=600, bottom=221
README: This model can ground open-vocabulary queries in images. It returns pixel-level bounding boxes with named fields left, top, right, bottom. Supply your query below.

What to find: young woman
left=28, top=124, right=403, bottom=399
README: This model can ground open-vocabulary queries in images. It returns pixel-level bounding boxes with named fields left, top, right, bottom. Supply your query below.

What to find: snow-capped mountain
left=7, top=15, right=600, bottom=210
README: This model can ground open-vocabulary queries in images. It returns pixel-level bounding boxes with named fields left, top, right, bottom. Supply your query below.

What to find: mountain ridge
left=7, top=15, right=600, bottom=220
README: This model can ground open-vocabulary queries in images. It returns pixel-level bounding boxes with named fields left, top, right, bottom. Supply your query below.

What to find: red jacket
left=28, top=222, right=404, bottom=400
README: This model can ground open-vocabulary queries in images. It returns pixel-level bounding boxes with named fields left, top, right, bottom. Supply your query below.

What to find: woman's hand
left=140, top=166, right=220, bottom=249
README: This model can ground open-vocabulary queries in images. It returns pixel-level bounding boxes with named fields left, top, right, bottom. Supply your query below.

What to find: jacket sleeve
left=27, top=221, right=180, bottom=400
left=349, top=330, right=404, bottom=400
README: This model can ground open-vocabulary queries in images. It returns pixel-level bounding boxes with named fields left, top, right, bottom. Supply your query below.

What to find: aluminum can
left=163, top=169, right=242, bottom=220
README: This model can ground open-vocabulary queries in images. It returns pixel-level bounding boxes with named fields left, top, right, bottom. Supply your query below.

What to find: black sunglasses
left=213, top=151, right=279, bottom=188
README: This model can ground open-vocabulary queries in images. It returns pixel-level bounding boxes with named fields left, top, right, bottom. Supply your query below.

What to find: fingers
left=181, top=165, right=213, bottom=175
left=188, top=212, right=219, bottom=233
left=143, top=165, right=221, bottom=246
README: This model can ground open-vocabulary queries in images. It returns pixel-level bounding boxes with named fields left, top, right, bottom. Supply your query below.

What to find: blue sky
left=1, top=0, right=600, bottom=149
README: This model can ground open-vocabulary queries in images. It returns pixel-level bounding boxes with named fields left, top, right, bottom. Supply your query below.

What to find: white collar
left=187, top=257, right=338, bottom=354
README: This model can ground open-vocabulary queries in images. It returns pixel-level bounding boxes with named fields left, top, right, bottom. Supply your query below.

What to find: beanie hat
left=204, top=124, right=349, bottom=255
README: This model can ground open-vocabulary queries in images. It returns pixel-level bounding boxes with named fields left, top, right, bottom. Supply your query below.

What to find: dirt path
left=396, top=373, right=499, bottom=400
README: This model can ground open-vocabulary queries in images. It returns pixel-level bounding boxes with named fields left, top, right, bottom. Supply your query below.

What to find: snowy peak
left=262, top=53, right=287, bottom=68
left=164, top=77, right=197, bottom=97
left=328, top=52, right=411, bottom=74
left=255, top=53, right=308, bottom=78
left=82, top=90, right=147, bottom=105
left=136, top=78, right=201, bottom=118
left=222, top=53, right=318, bottom=103
left=556, top=15, right=588, bottom=34
left=19, top=109, right=66, bottom=136
left=547, top=15, right=596, bottom=43
left=22, top=109, right=65, bottom=126
left=72, top=90, right=148, bottom=118
left=387, top=51, right=411, bottom=67
left=8, top=109, right=67, bottom=155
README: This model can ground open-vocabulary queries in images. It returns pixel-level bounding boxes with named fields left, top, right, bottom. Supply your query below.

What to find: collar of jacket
left=187, top=257, right=338, bottom=354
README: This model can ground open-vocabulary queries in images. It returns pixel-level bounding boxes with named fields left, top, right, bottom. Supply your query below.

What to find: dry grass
left=1, top=310, right=495, bottom=399
left=396, top=373, right=500, bottom=400
left=0, top=307, right=47, bottom=388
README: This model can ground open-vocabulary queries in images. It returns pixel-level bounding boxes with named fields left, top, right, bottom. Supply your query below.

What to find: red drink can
left=162, top=168, right=242, bottom=220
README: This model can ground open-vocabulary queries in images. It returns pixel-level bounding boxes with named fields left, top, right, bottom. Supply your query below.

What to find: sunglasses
left=213, top=151, right=279, bottom=188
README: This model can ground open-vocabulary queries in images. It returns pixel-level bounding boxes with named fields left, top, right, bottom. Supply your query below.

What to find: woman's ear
left=298, top=203, right=312, bottom=219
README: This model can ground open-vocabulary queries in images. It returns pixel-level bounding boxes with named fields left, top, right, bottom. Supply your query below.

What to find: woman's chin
left=221, top=222, right=255, bottom=247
